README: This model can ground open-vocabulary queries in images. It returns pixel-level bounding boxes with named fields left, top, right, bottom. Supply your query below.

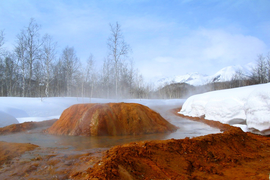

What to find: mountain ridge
left=154, top=63, right=254, bottom=88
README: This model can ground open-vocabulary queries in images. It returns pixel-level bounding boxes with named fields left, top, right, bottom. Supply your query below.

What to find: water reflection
left=0, top=104, right=221, bottom=150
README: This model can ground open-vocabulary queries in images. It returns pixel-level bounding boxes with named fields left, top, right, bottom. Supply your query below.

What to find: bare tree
left=15, top=31, right=27, bottom=97
left=61, top=46, right=80, bottom=96
left=4, top=54, right=16, bottom=96
left=15, top=18, right=44, bottom=96
left=0, top=30, right=4, bottom=95
left=101, top=57, right=112, bottom=98
left=51, top=58, right=66, bottom=97
left=0, top=30, right=4, bottom=54
left=107, top=22, right=130, bottom=98
left=25, top=19, right=43, bottom=96
left=252, top=54, right=267, bottom=84
left=267, top=52, right=270, bottom=82
left=85, top=54, right=96, bottom=99
left=42, top=34, right=57, bottom=97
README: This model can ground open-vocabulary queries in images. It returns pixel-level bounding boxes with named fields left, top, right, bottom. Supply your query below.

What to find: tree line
left=1, top=19, right=269, bottom=99
left=0, top=19, right=149, bottom=99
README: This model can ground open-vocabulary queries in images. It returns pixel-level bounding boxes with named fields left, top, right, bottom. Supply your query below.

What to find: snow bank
left=0, top=111, right=19, bottom=127
left=179, top=83, right=270, bottom=135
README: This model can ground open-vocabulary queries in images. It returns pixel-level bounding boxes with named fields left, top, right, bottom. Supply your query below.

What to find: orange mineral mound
left=46, top=103, right=177, bottom=136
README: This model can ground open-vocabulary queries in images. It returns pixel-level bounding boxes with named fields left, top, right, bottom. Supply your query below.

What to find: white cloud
left=136, top=28, right=268, bottom=81
left=179, top=28, right=267, bottom=64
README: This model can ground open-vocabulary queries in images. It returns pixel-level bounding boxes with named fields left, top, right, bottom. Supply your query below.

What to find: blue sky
left=1, top=0, right=270, bottom=81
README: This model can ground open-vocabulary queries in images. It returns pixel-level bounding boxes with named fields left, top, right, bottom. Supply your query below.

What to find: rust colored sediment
left=46, top=103, right=177, bottom=136
left=0, top=141, right=38, bottom=166
left=0, top=119, right=57, bottom=135
left=1, top=106, right=270, bottom=179
left=72, top=127, right=270, bottom=180
left=71, top=107, right=270, bottom=180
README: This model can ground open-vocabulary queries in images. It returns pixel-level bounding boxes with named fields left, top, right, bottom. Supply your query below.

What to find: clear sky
left=1, top=0, right=270, bottom=81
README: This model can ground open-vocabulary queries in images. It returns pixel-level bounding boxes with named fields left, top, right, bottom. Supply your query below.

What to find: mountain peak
left=154, top=64, right=253, bottom=89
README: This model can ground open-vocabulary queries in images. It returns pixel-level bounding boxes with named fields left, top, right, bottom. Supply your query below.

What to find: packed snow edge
left=179, top=83, right=270, bottom=135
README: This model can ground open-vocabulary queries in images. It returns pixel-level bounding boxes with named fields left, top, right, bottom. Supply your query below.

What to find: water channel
left=0, top=103, right=221, bottom=150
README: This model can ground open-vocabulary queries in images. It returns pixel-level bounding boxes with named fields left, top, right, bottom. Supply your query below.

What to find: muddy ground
left=0, top=107, right=270, bottom=179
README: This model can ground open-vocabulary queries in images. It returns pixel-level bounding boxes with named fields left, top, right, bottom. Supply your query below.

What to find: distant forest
left=0, top=19, right=270, bottom=99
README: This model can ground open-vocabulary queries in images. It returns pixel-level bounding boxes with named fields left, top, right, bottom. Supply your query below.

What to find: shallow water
left=0, top=104, right=221, bottom=150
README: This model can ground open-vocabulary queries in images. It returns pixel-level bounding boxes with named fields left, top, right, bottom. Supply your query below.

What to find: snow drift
left=179, top=83, right=270, bottom=135
left=0, top=111, right=19, bottom=127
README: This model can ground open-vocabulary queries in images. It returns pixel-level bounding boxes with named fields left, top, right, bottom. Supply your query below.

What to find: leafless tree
left=15, top=31, right=27, bottom=96
left=252, top=54, right=267, bottom=84
left=15, top=18, right=44, bottom=96
left=61, top=46, right=80, bottom=96
left=25, top=19, right=43, bottom=96
left=85, top=54, right=96, bottom=99
left=42, top=34, right=57, bottom=97
left=101, top=57, right=112, bottom=98
left=0, top=30, right=4, bottom=54
left=266, top=52, right=270, bottom=82
left=107, top=22, right=130, bottom=98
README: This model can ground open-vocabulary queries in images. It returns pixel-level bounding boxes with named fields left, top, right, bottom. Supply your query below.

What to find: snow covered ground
left=179, top=83, right=270, bottom=135
left=0, top=97, right=184, bottom=127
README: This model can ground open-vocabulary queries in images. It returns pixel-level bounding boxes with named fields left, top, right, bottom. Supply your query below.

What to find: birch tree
left=42, top=34, right=57, bottom=97
left=107, top=22, right=130, bottom=98
left=85, top=54, right=96, bottom=99
left=253, top=55, right=267, bottom=84
left=267, top=52, right=270, bottom=82
left=61, top=46, right=79, bottom=96
left=0, top=30, right=4, bottom=54
left=25, top=18, right=43, bottom=96
left=15, top=31, right=27, bottom=96
left=15, top=18, right=43, bottom=96
left=0, top=30, right=4, bottom=95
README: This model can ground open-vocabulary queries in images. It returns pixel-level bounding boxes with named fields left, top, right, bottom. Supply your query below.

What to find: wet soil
left=1, top=106, right=270, bottom=179
left=0, top=141, right=38, bottom=166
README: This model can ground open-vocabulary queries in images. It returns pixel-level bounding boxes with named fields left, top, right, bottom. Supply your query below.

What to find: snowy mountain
left=155, top=63, right=254, bottom=88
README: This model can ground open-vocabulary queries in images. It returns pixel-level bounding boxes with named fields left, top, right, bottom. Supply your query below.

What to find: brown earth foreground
left=72, top=108, right=270, bottom=180
left=46, top=103, right=177, bottom=136
left=0, top=107, right=270, bottom=179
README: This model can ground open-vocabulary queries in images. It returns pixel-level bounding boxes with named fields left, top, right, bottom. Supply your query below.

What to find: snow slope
left=0, top=111, right=19, bottom=127
left=0, top=97, right=185, bottom=127
left=179, top=83, right=270, bottom=135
